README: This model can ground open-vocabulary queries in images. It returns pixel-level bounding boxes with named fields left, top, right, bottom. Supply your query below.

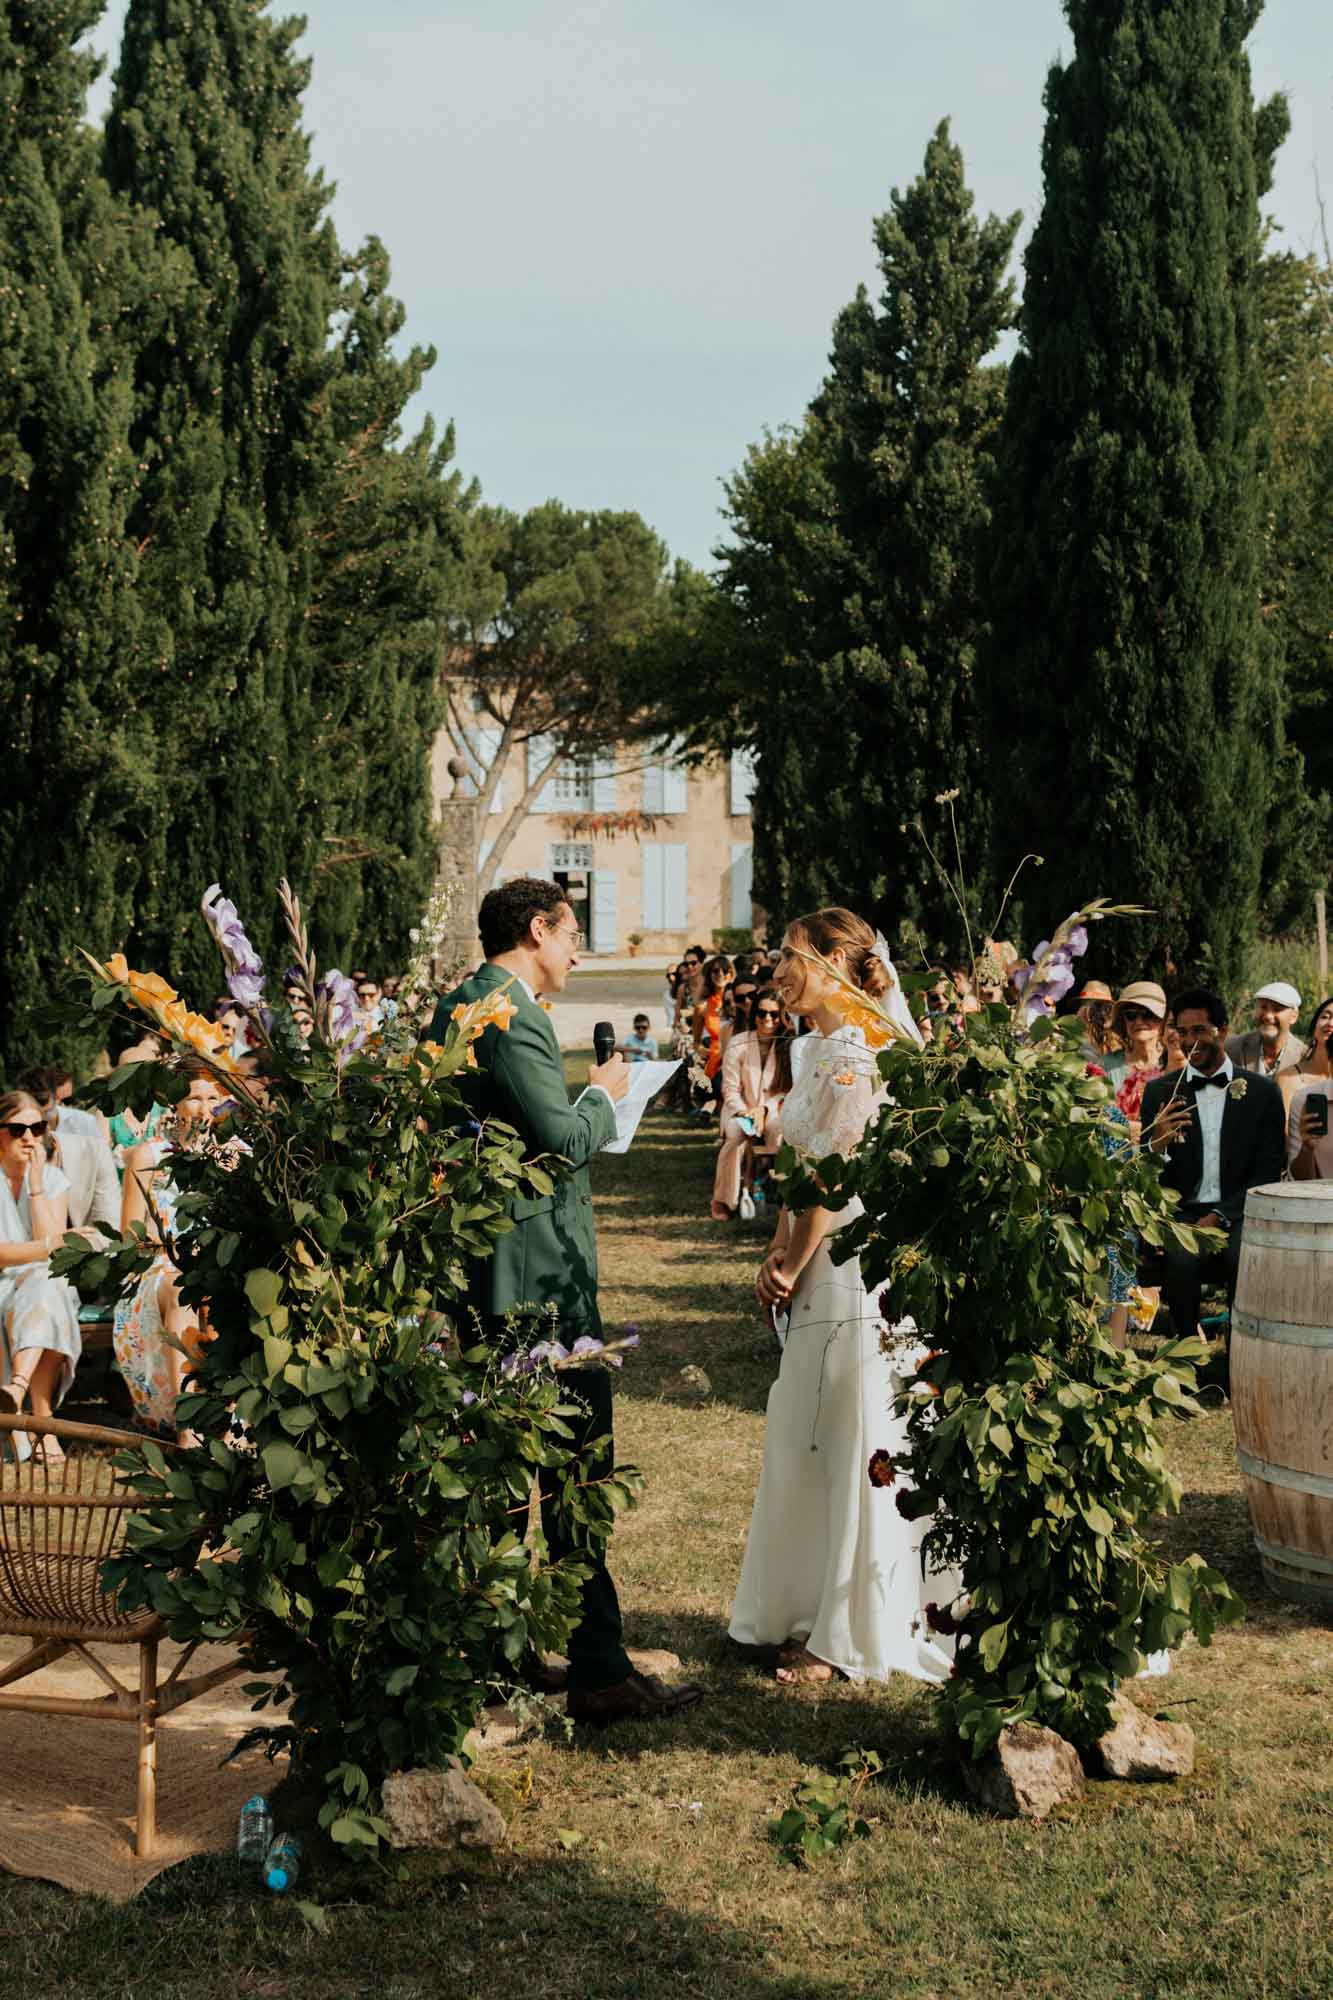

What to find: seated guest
left=1075, top=980, right=1119, bottom=1062
left=662, top=964, right=679, bottom=1032
left=16, top=1065, right=102, bottom=1141
left=692, top=955, right=733, bottom=1089
left=1227, top=981, right=1304, bottom=1083
left=622, top=1014, right=659, bottom=1062
left=106, top=1027, right=169, bottom=1171
left=115, top=1071, right=226, bottom=1441
left=25, top=1078, right=119, bottom=1234
left=1142, top=988, right=1286, bottom=1364
left=722, top=978, right=757, bottom=1058
left=0, top=1092, right=89, bottom=1460
left=1288, top=994, right=1333, bottom=1182
left=711, top=987, right=792, bottom=1221
left=1103, top=982, right=1169, bottom=1132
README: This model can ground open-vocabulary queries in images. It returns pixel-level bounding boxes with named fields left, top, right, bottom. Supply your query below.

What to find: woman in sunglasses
left=711, top=988, right=793, bottom=1220
left=0, top=1091, right=91, bottom=1459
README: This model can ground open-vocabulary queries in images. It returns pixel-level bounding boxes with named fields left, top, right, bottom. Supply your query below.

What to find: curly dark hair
left=477, top=877, right=570, bottom=958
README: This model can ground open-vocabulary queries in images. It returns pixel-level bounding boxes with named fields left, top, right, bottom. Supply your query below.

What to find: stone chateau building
left=431, top=733, right=759, bottom=956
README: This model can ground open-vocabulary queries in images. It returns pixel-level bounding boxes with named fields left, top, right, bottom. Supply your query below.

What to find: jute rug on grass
left=0, top=1635, right=280, bottom=1901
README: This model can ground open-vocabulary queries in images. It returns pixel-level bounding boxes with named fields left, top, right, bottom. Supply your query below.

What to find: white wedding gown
left=728, top=1024, right=956, bottom=1683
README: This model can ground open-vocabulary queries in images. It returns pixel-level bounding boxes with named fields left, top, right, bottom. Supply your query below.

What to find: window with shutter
left=591, top=872, right=619, bottom=953
left=526, top=736, right=561, bottom=811
left=728, top=843, right=754, bottom=928
left=729, top=749, right=758, bottom=816
left=477, top=726, right=504, bottom=812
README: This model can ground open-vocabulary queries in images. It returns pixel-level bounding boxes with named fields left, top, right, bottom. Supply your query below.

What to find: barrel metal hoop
left=1236, top=1446, right=1333, bottom=1500
left=1253, top=1531, right=1333, bottom=1579
left=1232, top=1310, right=1333, bottom=1346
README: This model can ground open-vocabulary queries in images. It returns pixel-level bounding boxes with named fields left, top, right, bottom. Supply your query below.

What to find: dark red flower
left=1085, top=1061, right=1107, bottom=1078
left=895, top=1488, right=915, bottom=1517
left=867, top=1449, right=896, bottom=1489
left=924, top=1600, right=959, bottom=1636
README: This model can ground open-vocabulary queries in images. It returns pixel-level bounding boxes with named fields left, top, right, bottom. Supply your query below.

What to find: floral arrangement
left=777, top=880, right=1242, bottom=1759
left=57, top=880, right=640, bottom=1855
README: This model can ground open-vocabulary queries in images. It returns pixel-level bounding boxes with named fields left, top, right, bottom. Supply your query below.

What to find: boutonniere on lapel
left=1228, top=1077, right=1249, bottom=1102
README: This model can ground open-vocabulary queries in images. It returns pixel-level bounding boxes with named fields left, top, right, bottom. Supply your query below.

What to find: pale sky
left=87, top=1, right=1331, bottom=569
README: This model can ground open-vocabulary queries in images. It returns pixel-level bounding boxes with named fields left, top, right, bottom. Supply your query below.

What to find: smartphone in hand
left=1306, top=1094, right=1330, bottom=1140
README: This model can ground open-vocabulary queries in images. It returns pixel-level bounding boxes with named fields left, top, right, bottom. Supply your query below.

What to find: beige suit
left=50, top=1131, right=120, bottom=1234
left=1226, top=1029, right=1304, bottom=1077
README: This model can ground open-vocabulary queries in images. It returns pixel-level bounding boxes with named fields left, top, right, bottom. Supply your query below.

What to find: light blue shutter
left=527, top=735, right=559, bottom=811
left=642, top=762, right=665, bottom=813
left=641, top=846, right=665, bottom=929
left=661, top=754, right=688, bottom=814
left=729, top=749, right=757, bottom=816
left=664, top=843, right=689, bottom=928
left=591, top=871, right=619, bottom=953
left=729, top=843, right=754, bottom=928
left=592, top=756, right=618, bottom=810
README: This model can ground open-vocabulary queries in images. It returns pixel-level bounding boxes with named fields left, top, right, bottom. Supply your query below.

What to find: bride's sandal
left=774, top=1643, right=840, bottom=1686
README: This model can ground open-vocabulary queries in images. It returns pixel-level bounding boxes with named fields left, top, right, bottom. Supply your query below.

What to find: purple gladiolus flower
left=528, top=1340, right=571, bottom=1367
left=1065, top=920, right=1089, bottom=958
left=460, top=1390, right=478, bottom=1408
left=317, top=968, right=364, bottom=1050
left=202, top=884, right=266, bottom=999
left=570, top=1335, right=604, bottom=1358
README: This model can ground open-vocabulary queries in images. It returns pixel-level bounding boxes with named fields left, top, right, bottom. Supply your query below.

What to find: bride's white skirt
left=728, top=1233, right=956, bottom=1684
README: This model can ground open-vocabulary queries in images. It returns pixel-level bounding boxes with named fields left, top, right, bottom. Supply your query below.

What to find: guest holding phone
left=1288, top=993, right=1333, bottom=1181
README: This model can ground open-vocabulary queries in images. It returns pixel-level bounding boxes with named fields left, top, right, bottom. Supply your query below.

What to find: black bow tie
left=1188, top=1071, right=1229, bottom=1091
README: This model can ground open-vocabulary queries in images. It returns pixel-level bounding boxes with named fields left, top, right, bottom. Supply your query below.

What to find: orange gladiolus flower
left=105, top=952, right=130, bottom=985
left=127, top=968, right=179, bottom=1008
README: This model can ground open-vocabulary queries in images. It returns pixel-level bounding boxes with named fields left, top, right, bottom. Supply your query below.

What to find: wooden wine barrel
left=1231, top=1182, right=1333, bottom=1606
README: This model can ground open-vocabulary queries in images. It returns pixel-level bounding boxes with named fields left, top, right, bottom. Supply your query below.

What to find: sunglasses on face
left=1120, top=1007, right=1156, bottom=1022
left=754, top=1007, right=781, bottom=1020
left=2, top=1120, right=46, bottom=1139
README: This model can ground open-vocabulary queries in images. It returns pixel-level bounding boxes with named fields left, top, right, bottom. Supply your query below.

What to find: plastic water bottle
left=263, top=1831, right=304, bottom=1893
left=236, top=1795, right=274, bottom=1866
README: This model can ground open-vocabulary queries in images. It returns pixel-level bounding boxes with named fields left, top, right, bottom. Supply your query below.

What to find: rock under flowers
left=960, top=1722, right=1086, bottom=1820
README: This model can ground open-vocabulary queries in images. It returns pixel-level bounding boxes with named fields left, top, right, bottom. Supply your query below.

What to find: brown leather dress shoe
left=523, top=1654, right=570, bottom=1696
left=567, top=1669, right=705, bottom=1725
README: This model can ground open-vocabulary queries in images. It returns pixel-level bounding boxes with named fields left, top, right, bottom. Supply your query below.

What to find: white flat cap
left=1254, top=981, right=1301, bottom=1010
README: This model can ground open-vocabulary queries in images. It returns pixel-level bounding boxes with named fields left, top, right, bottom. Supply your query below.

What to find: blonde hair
left=0, top=1091, right=40, bottom=1126
left=785, top=908, right=892, bottom=1000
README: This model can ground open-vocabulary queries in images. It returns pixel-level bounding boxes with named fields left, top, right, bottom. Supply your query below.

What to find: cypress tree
left=717, top=124, right=1018, bottom=947
left=305, top=237, right=458, bottom=964
left=981, top=0, right=1289, bottom=988
left=0, top=0, right=158, bottom=1071
left=104, top=0, right=342, bottom=998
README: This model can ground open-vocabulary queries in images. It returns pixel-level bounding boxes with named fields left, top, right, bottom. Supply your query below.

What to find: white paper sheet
left=587, top=1059, right=681, bottom=1154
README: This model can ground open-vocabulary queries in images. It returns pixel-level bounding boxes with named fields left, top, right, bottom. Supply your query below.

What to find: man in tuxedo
left=1141, top=987, right=1286, bottom=1363
left=430, top=877, right=703, bottom=1725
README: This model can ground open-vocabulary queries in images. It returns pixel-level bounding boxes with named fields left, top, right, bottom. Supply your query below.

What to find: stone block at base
left=1093, top=1694, right=1195, bottom=1780
left=626, top=1647, right=682, bottom=1679
left=960, top=1722, right=1085, bottom=1820
left=382, top=1762, right=508, bottom=1852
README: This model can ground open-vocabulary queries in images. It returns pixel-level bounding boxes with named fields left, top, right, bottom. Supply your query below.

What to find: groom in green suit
left=430, top=877, right=702, bottom=1724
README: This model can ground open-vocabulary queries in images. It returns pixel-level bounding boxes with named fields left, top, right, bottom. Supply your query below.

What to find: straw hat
left=1076, top=980, right=1114, bottom=1003
left=1116, top=980, right=1167, bottom=1020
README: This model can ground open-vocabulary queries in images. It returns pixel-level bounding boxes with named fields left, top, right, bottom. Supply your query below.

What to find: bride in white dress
left=728, top=906, right=955, bottom=1686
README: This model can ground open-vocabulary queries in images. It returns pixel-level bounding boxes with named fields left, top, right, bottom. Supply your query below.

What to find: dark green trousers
left=486, top=1317, right=631, bottom=1692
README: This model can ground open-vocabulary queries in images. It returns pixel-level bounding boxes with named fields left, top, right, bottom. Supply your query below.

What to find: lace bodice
left=782, top=1025, right=884, bottom=1163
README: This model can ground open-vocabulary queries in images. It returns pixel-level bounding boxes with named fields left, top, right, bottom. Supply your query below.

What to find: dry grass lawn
left=5, top=1072, right=1333, bottom=1998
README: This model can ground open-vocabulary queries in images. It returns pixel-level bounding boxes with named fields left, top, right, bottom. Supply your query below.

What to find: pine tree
left=0, top=0, right=159, bottom=1071
left=981, top=0, right=1290, bottom=988
left=716, top=124, right=1018, bottom=947
left=104, top=0, right=342, bottom=998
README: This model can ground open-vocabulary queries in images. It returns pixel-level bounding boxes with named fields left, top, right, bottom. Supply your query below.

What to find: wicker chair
left=0, top=1414, right=247, bottom=1857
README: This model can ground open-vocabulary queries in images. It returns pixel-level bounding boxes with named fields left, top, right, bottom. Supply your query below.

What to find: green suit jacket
left=429, top=963, right=616, bottom=1334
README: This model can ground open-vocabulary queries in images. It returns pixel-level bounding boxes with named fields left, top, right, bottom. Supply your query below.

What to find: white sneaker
left=738, top=1191, right=756, bottom=1221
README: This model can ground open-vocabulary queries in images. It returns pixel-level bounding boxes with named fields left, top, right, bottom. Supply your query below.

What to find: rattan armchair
left=0, top=1414, right=247, bottom=1857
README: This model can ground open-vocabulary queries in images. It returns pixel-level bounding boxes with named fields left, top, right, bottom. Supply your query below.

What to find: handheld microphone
left=593, top=1021, right=617, bottom=1067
